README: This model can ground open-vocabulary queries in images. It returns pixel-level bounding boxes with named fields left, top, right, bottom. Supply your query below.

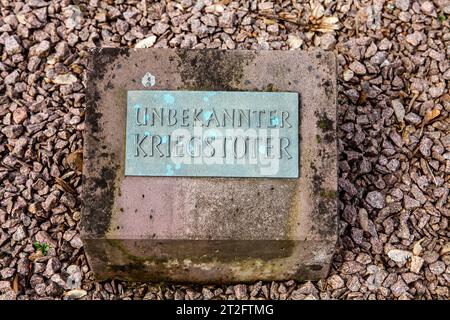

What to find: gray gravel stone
left=45, top=281, right=64, bottom=297
left=319, top=33, right=336, bottom=50
left=12, top=107, right=28, bottom=124
left=406, top=32, right=423, bottom=46
left=391, top=99, right=405, bottom=123
left=43, top=258, right=62, bottom=278
left=0, top=291, right=16, bottom=300
left=419, top=137, right=433, bottom=157
left=70, top=235, right=83, bottom=249
left=234, top=284, right=248, bottom=300
left=404, top=112, right=422, bottom=125
left=391, top=278, right=409, bottom=297
left=4, top=36, right=21, bottom=55
left=218, top=11, right=235, bottom=28
left=395, top=0, right=410, bottom=11
left=2, top=125, right=23, bottom=138
left=0, top=268, right=15, bottom=279
left=200, top=14, right=217, bottom=27
left=410, top=256, right=424, bottom=274
left=421, top=1, right=436, bottom=15
left=152, top=22, right=170, bottom=35
left=366, top=191, right=385, bottom=209
left=29, top=40, right=50, bottom=57
left=429, top=261, right=445, bottom=275
left=346, top=275, right=361, bottom=292
left=202, top=288, right=214, bottom=300
left=404, top=195, right=420, bottom=210
left=349, top=61, right=367, bottom=75
left=4, top=70, right=20, bottom=85
left=12, top=226, right=27, bottom=241
left=327, top=274, right=345, bottom=289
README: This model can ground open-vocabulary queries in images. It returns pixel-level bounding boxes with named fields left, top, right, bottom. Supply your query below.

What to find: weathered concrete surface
left=81, top=48, right=338, bottom=283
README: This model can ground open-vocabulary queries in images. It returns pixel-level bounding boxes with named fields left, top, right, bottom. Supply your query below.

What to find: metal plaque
left=125, top=90, right=299, bottom=178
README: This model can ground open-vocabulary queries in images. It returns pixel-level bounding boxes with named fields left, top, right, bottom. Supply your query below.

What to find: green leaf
left=42, top=243, right=49, bottom=255
left=33, top=241, right=50, bottom=255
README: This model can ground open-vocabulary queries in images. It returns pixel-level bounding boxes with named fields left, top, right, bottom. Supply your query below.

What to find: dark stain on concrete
left=264, top=83, right=280, bottom=92
left=81, top=164, right=118, bottom=236
left=315, top=111, right=334, bottom=132
left=308, top=125, right=338, bottom=239
left=322, top=79, right=333, bottom=99
left=312, top=173, right=324, bottom=195
left=93, top=239, right=304, bottom=283
left=324, top=132, right=335, bottom=144
left=309, top=264, right=323, bottom=271
left=87, top=47, right=126, bottom=81
left=177, top=49, right=255, bottom=91
left=105, top=80, right=114, bottom=90
left=81, top=48, right=129, bottom=237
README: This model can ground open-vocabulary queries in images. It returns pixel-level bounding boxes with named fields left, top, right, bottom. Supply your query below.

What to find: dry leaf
left=402, top=130, right=409, bottom=145
left=55, top=177, right=76, bottom=194
left=310, top=2, right=325, bottom=20
left=305, top=31, right=315, bottom=40
left=61, top=171, right=75, bottom=180
left=12, top=273, right=20, bottom=293
left=441, top=243, right=450, bottom=255
left=357, top=89, right=367, bottom=105
left=402, top=125, right=415, bottom=144
left=46, top=57, right=58, bottom=65
left=412, top=238, right=425, bottom=256
left=70, top=63, right=83, bottom=74
left=264, top=18, right=277, bottom=25
left=321, top=16, right=340, bottom=25
left=240, top=30, right=254, bottom=39
left=66, top=150, right=83, bottom=172
left=279, top=12, right=298, bottom=21
left=135, top=35, right=157, bottom=49
left=311, top=16, right=340, bottom=32
left=205, top=4, right=224, bottom=13
left=424, top=108, right=440, bottom=123
left=64, top=289, right=88, bottom=300
left=29, top=250, right=43, bottom=262
left=173, top=2, right=184, bottom=11
left=52, top=73, right=78, bottom=85
left=16, top=14, right=26, bottom=24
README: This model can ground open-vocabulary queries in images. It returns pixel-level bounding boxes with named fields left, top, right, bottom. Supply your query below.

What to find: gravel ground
left=0, top=0, right=449, bottom=300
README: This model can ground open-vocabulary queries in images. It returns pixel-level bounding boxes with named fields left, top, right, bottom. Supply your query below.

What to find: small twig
left=55, top=176, right=77, bottom=194
left=424, top=159, right=437, bottom=186
left=407, top=91, right=419, bottom=113
left=257, top=10, right=307, bottom=27
left=421, top=114, right=446, bottom=128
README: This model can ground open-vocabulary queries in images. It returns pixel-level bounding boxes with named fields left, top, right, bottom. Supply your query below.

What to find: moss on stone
left=320, top=190, right=337, bottom=199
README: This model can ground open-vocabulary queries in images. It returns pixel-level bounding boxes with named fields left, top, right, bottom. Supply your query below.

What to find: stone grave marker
left=81, top=48, right=338, bottom=282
